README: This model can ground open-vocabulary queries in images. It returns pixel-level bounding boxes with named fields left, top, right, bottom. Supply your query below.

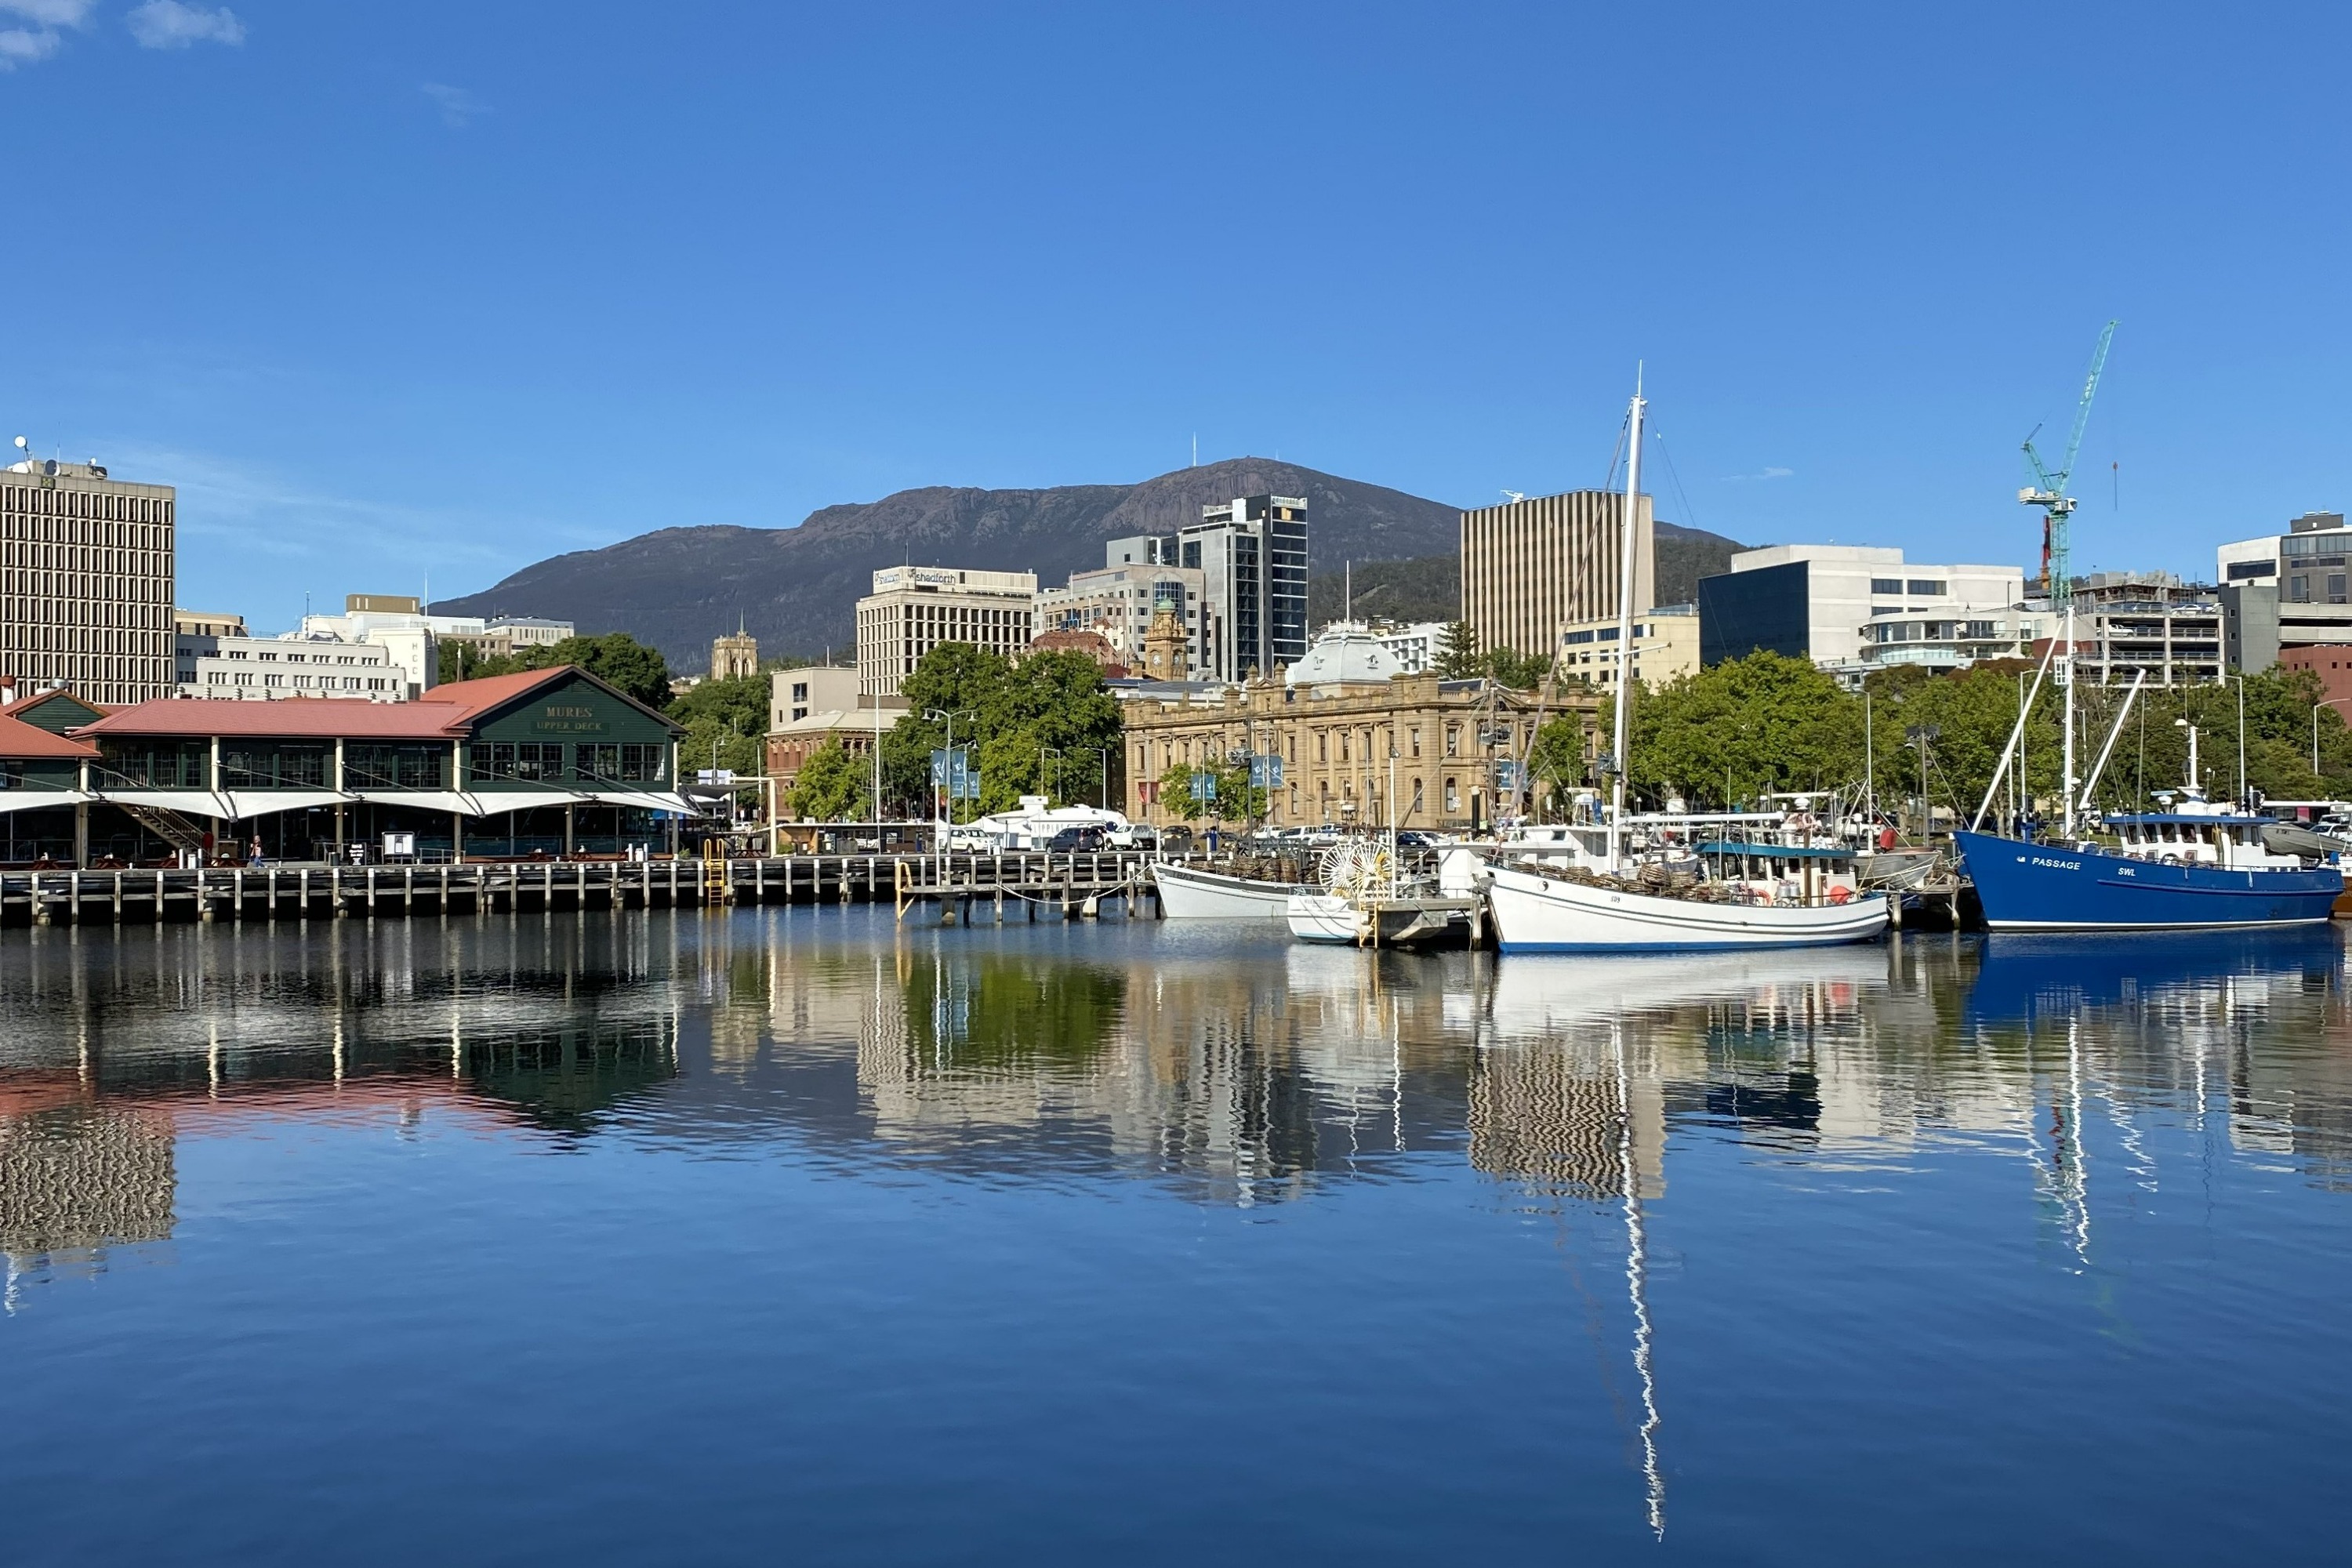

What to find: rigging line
left=1599, top=406, right=1632, bottom=494
left=1650, top=429, right=1702, bottom=536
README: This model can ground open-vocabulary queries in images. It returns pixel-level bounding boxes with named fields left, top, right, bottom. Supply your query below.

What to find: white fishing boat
left=1285, top=891, right=1360, bottom=942
left=1483, top=378, right=1889, bottom=954
left=1486, top=858, right=1889, bottom=952
left=1150, top=860, right=1297, bottom=919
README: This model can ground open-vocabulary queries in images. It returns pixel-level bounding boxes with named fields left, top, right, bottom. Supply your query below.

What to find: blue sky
left=2, top=2, right=2347, bottom=631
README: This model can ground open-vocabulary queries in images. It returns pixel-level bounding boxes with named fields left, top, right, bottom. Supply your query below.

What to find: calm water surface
left=3, top=908, right=2349, bottom=1565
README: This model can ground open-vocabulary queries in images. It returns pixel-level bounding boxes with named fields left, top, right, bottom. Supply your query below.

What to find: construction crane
left=2020, top=320, right=2118, bottom=607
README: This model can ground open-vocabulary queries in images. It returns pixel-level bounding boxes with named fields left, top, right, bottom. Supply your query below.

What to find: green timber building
left=0, top=667, right=690, bottom=867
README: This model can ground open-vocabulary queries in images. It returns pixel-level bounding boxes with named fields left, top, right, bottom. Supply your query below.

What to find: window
left=1445, top=725, right=1459, bottom=757
left=1410, top=726, right=1421, bottom=757
left=1870, top=577, right=1902, bottom=594
left=1907, top=579, right=1947, bottom=597
left=792, top=706, right=808, bottom=720
left=514, top=743, right=563, bottom=781
left=792, top=682, right=809, bottom=702
left=470, top=742, right=515, bottom=781
left=349, top=744, right=447, bottom=789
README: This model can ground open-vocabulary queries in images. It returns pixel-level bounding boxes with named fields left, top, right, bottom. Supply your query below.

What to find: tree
left=1617, top=651, right=1863, bottom=808
left=880, top=644, right=1125, bottom=817
left=444, top=632, right=674, bottom=710
left=785, top=740, right=869, bottom=820
left=1483, top=646, right=1555, bottom=691
left=1155, top=760, right=1263, bottom=823
left=1433, top=621, right=1481, bottom=680
left=1526, top=714, right=1589, bottom=814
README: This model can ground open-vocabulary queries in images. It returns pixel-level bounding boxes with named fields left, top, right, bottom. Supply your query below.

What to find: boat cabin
left=2101, top=813, right=2319, bottom=871
left=1694, top=841, right=1867, bottom=907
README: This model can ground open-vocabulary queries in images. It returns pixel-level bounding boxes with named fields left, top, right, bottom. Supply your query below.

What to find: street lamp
left=1039, top=745, right=1062, bottom=806
left=924, top=707, right=974, bottom=850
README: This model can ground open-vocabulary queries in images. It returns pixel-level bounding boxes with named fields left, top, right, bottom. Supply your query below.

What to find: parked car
left=1105, top=824, right=1160, bottom=851
left=1158, top=826, right=1196, bottom=854
left=945, top=826, right=1000, bottom=853
left=1043, top=825, right=1105, bottom=853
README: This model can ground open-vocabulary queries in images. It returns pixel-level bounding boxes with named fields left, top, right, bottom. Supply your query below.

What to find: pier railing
left=0, top=851, right=1171, bottom=927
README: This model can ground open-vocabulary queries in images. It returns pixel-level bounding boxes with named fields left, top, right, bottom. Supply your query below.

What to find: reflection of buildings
left=1469, top=1038, right=1664, bottom=1199
left=1, top=1090, right=175, bottom=1281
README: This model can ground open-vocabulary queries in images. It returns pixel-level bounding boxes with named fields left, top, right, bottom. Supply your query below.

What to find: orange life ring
left=1829, top=884, right=1853, bottom=905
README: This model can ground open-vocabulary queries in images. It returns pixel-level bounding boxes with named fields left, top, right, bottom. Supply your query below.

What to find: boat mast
left=2061, top=604, right=2078, bottom=839
left=1607, top=376, right=1645, bottom=868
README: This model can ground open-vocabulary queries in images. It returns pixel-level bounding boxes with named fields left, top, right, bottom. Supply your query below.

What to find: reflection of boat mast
left=2054, top=1020, right=2092, bottom=1270
left=1611, top=1024, right=1665, bottom=1539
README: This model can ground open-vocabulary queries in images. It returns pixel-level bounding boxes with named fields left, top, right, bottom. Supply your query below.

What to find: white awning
left=350, top=789, right=489, bottom=816
left=468, top=789, right=584, bottom=817
left=579, top=789, right=699, bottom=815
left=96, top=789, right=235, bottom=818
left=220, top=789, right=350, bottom=820
left=0, top=789, right=84, bottom=814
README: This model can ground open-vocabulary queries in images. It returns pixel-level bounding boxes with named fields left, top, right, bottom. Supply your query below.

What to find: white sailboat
left=1483, top=377, right=1891, bottom=953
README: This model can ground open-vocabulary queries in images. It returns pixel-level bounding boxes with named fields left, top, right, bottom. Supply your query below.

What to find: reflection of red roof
left=0, top=709, right=97, bottom=758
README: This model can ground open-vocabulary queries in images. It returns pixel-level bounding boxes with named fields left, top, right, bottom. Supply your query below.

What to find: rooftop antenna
left=1345, top=560, right=1352, bottom=622
left=1191, top=434, right=1197, bottom=468
left=9, top=435, right=25, bottom=469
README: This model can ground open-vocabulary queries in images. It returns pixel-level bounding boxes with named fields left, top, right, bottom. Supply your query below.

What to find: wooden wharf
left=0, top=851, right=1167, bottom=927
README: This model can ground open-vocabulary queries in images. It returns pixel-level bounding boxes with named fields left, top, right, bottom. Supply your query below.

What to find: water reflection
left=5, top=910, right=2352, bottom=1540
left=8, top=913, right=2352, bottom=1227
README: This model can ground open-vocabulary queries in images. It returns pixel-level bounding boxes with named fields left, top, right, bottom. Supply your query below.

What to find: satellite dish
left=10, top=436, right=25, bottom=452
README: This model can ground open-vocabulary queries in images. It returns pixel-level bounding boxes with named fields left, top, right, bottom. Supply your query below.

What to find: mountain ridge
left=437, top=459, right=1744, bottom=670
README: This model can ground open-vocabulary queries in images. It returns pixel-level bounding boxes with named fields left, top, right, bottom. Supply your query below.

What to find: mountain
left=437, top=459, right=1461, bottom=671
left=437, top=458, right=1749, bottom=672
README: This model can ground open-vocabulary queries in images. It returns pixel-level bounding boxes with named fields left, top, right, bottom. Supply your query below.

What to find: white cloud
left=421, top=82, right=487, bottom=129
left=0, top=26, right=61, bottom=66
left=0, top=0, right=89, bottom=70
left=126, top=1, right=242, bottom=49
left=1722, top=466, right=1795, bottom=482
left=0, top=2, right=98, bottom=25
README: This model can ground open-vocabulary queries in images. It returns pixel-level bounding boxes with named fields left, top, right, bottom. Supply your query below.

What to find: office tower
left=1459, top=490, right=1653, bottom=667
left=1, top=456, right=176, bottom=706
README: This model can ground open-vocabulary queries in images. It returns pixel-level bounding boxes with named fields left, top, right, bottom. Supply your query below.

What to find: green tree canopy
left=784, top=739, right=870, bottom=820
left=442, top=632, right=674, bottom=710
left=1617, top=651, right=1864, bottom=808
left=1433, top=621, right=1480, bottom=680
left=879, top=644, right=1124, bottom=816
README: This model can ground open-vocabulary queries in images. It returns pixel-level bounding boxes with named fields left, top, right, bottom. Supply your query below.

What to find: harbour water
left=4, top=909, right=2350, bottom=1564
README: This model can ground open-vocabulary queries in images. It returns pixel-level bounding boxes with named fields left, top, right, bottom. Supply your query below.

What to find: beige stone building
left=1121, top=666, right=1595, bottom=833
left=856, top=566, right=1037, bottom=698
left=1460, top=489, right=1654, bottom=667
left=1556, top=604, right=1700, bottom=689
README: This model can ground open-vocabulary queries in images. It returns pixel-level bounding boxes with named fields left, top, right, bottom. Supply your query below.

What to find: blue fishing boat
left=1955, top=803, right=2343, bottom=931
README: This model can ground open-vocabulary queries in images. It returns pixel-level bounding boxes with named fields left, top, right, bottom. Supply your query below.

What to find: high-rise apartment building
left=855, top=566, right=1037, bottom=697
left=2, top=456, right=176, bottom=706
left=1105, top=494, right=1308, bottom=684
left=1460, top=491, right=1654, bottom=666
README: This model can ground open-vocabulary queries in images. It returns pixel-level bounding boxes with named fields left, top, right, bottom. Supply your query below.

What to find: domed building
left=1283, top=622, right=1399, bottom=690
